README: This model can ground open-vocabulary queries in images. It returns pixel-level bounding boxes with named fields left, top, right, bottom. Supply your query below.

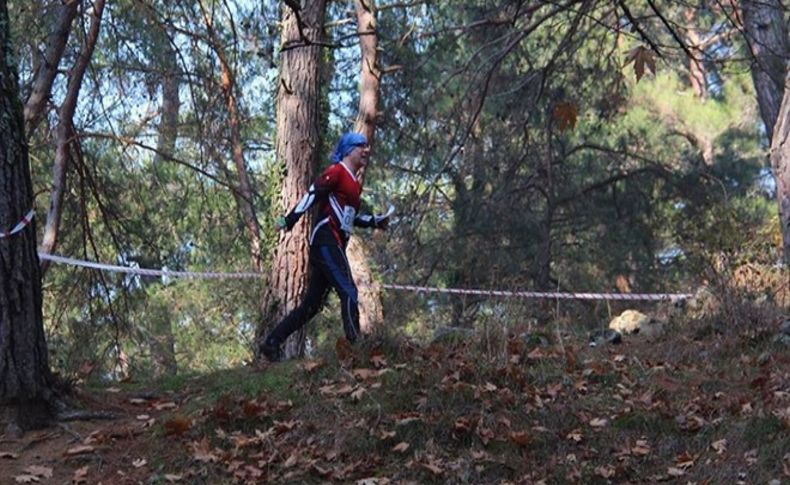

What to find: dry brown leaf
left=351, top=387, right=366, bottom=402
left=164, top=415, right=192, bottom=435
left=302, top=360, right=325, bottom=372
left=369, top=349, right=388, bottom=368
left=667, top=466, right=686, bottom=477
left=711, top=438, right=728, bottom=454
left=632, top=440, right=651, bottom=456
left=624, top=45, right=657, bottom=82
left=154, top=401, right=177, bottom=411
left=589, top=417, right=608, bottom=428
left=72, top=466, right=89, bottom=484
left=509, top=430, right=530, bottom=447
left=23, top=466, right=52, bottom=479
left=379, top=430, right=396, bottom=440
left=191, top=438, right=219, bottom=463
left=65, top=445, right=95, bottom=456
left=566, top=429, right=583, bottom=443
left=552, top=101, right=578, bottom=132
left=13, top=475, right=38, bottom=483
left=594, top=465, right=615, bottom=478
left=392, top=442, right=410, bottom=453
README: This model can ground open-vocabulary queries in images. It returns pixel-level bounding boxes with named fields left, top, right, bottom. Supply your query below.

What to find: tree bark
left=349, top=0, right=384, bottom=335
left=23, top=0, right=79, bottom=133
left=256, top=0, right=326, bottom=359
left=741, top=0, right=789, bottom=265
left=39, top=0, right=105, bottom=275
left=770, top=70, right=790, bottom=267
left=741, top=0, right=787, bottom=140
left=0, top=0, right=54, bottom=432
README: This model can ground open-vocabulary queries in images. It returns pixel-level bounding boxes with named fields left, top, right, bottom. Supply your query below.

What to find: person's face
left=348, top=143, right=370, bottom=169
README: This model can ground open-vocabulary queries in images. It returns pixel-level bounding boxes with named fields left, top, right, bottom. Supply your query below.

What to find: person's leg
left=261, top=259, right=329, bottom=361
left=315, top=245, right=361, bottom=343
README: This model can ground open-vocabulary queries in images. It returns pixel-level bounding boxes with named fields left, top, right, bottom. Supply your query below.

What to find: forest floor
left=1, top=316, right=789, bottom=484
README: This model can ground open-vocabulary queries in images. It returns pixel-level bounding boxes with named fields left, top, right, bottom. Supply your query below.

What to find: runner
left=260, top=132, right=389, bottom=361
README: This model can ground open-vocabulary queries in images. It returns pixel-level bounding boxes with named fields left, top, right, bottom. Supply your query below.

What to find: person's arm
left=278, top=167, right=339, bottom=231
left=354, top=203, right=390, bottom=230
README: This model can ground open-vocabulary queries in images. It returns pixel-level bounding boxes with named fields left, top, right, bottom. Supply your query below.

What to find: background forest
left=5, top=0, right=788, bottom=380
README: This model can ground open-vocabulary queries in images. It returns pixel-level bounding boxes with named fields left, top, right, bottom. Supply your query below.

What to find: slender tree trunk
left=149, top=33, right=180, bottom=378
left=741, top=0, right=790, bottom=265
left=198, top=0, right=262, bottom=271
left=39, top=0, right=105, bottom=275
left=256, top=0, right=326, bottom=359
left=0, top=0, right=54, bottom=433
left=23, top=0, right=79, bottom=133
left=349, top=0, right=383, bottom=334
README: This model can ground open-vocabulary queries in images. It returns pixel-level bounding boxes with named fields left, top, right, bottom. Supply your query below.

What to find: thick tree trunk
left=39, top=0, right=105, bottom=275
left=256, top=0, right=326, bottom=359
left=741, top=0, right=789, bottom=265
left=350, top=0, right=384, bottom=334
left=23, top=0, right=79, bottom=133
left=742, top=0, right=787, bottom=139
left=770, top=70, right=790, bottom=267
left=0, top=0, right=54, bottom=432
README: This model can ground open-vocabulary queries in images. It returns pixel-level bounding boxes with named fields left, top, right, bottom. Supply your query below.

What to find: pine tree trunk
left=770, top=70, right=790, bottom=268
left=0, top=0, right=54, bottom=432
left=257, top=0, right=326, bottom=359
left=23, top=0, right=78, bottom=133
left=149, top=34, right=180, bottom=378
left=350, top=0, right=384, bottom=334
left=741, top=0, right=790, bottom=266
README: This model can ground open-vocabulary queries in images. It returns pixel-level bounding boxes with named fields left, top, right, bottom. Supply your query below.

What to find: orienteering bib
left=340, top=206, right=356, bottom=233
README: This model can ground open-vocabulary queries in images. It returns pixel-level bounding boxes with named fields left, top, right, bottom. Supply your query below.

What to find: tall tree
left=257, top=0, right=327, bottom=359
left=23, top=0, right=79, bottom=133
left=348, top=0, right=384, bottom=334
left=39, top=0, right=105, bottom=274
left=741, top=0, right=790, bottom=265
left=0, top=0, right=54, bottom=432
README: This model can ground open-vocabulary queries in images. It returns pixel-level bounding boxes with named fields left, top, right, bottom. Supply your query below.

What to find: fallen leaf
left=667, top=467, right=686, bottom=477
left=14, top=474, right=38, bottom=483
left=589, top=417, right=608, bottom=428
left=65, top=445, right=95, bottom=456
left=369, top=348, right=388, bottom=368
left=164, top=473, right=183, bottom=482
left=132, top=458, right=147, bottom=468
left=392, top=442, right=410, bottom=453
left=711, top=438, right=728, bottom=454
left=566, top=429, right=583, bottom=442
left=23, top=466, right=52, bottom=479
left=154, top=401, right=177, bottom=411
left=302, top=360, right=325, bottom=372
left=351, top=387, right=365, bottom=401
left=164, top=415, right=192, bottom=435
left=379, top=430, right=396, bottom=440
left=632, top=440, right=651, bottom=456
left=509, top=430, right=530, bottom=447
left=72, top=466, right=89, bottom=484
left=594, top=465, right=615, bottom=478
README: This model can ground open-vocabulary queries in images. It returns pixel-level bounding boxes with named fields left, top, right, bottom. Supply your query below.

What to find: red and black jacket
left=283, top=163, right=383, bottom=247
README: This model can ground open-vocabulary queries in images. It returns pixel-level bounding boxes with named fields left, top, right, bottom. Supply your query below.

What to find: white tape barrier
left=0, top=209, right=35, bottom=239
left=37, top=252, right=692, bottom=302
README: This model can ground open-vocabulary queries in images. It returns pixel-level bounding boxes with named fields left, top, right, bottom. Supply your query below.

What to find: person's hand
left=275, top=216, right=287, bottom=231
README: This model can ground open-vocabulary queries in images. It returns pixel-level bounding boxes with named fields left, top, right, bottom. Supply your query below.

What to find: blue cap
left=331, top=132, right=368, bottom=163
